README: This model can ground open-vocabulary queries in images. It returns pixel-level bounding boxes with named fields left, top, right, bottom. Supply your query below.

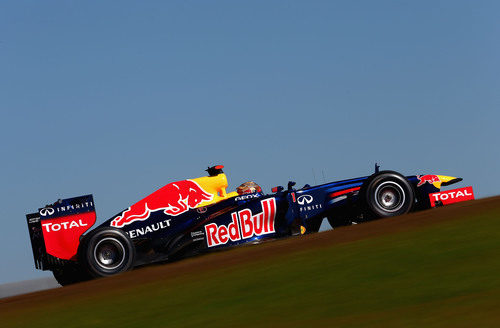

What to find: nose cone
left=436, top=175, right=463, bottom=188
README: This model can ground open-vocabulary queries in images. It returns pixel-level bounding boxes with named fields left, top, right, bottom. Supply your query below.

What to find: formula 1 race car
left=26, top=165, right=474, bottom=285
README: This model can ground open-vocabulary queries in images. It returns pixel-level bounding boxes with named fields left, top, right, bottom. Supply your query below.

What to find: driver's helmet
left=237, top=181, right=262, bottom=195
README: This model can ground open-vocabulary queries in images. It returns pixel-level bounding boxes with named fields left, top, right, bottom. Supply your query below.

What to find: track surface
left=2, top=196, right=499, bottom=327
left=0, top=278, right=59, bottom=299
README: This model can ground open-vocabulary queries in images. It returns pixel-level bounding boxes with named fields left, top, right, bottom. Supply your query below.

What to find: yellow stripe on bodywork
left=191, top=173, right=238, bottom=207
left=434, top=175, right=459, bottom=189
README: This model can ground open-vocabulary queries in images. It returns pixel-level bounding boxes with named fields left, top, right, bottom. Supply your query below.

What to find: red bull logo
left=111, top=180, right=213, bottom=228
left=205, top=198, right=276, bottom=248
left=417, top=175, right=441, bottom=187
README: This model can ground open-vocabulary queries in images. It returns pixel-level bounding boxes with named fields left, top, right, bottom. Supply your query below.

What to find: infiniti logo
left=297, top=195, right=313, bottom=205
left=39, top=207, right=55, bottom=216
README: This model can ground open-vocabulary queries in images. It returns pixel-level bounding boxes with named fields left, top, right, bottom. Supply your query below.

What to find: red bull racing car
left=26, top=165, right=474, bottom=285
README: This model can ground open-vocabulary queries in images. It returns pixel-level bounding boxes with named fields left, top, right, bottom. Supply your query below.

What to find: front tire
left=361, top=171, right=415, bottom=219
left=80, top=227, right=135, bottom=278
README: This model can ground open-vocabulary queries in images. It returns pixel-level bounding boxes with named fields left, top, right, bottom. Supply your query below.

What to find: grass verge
left=2, top=200, right=499, bottom=327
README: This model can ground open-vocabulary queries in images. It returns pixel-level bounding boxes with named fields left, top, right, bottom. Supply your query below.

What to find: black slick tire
left=361, top=171, right=415, bottom=219
left=79, top=227, right=135, bottom=278
left=327, top=215, right=351, bottom=229
left=52, top=263, right=91, bottom=286
left=305, top=217, right=323, bottom=233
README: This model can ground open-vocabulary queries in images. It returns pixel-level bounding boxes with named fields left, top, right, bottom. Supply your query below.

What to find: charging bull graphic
left=111, top=180, right=213, bottom=228
left=417, top=175, right=441, bottom=187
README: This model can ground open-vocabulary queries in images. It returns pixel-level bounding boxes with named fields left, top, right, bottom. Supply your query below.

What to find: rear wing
left=26, top=194, right=96, bottom=270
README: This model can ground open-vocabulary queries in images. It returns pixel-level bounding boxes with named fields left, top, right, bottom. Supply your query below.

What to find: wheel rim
left=93, top=237, right=126, bottom=270
left=374, top=181, right=406, bottom=213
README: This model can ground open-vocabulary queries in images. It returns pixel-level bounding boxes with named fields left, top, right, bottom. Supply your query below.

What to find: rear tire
left=52, top=264, right=91, bottom=286
left=327, top=215, right=351, bottom=229
left=80, top=227, right=135, bottom=278
left=305, top=217, right=323, bottom=233
left=361, top=171, right=415, bottom=219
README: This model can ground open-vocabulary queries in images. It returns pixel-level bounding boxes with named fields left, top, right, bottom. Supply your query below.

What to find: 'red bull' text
left=204, top=198, right=276, bottom=248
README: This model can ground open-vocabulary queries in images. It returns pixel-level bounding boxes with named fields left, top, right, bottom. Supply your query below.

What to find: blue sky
left=1, top=1, right=499, bottom=284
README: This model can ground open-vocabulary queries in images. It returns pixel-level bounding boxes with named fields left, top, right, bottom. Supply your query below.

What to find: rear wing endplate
left=25, top=194, right=96, bottom=270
